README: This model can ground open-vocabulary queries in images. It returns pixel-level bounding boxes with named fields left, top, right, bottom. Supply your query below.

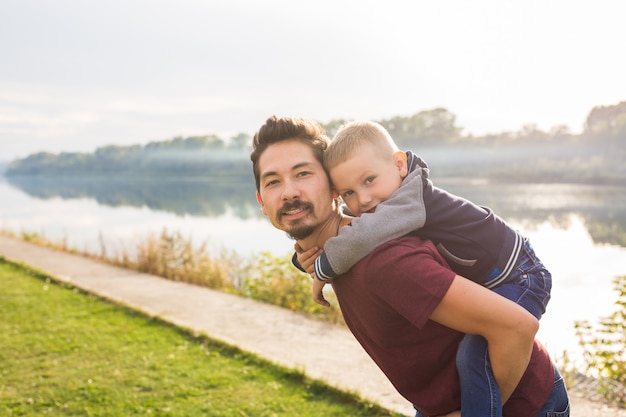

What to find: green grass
left=0, top=260, right=401, bottom=417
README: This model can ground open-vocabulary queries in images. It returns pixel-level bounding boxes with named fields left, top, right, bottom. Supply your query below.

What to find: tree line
left=5, top=101, right=626, bottom=184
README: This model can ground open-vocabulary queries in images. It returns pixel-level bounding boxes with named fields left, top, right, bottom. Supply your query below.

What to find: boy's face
left=330, top=144, right=407, bottom=216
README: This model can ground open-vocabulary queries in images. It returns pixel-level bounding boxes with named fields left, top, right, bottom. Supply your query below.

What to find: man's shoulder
left=379, top=232, right=436, bottom=252
left=365, top=233, right=441, bottom=264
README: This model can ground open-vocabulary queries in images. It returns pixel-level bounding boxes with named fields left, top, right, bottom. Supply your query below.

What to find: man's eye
left=265, top=179, right=279, bottom=188
left=297, top=171, right=310, bottom=178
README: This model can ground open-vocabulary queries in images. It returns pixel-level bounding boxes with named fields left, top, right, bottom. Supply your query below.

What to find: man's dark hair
left=250, top=116, right=330, bottom=191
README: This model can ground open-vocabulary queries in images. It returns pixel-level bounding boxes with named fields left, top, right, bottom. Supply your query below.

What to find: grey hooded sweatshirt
left=305, top=151, right=523, bottom=288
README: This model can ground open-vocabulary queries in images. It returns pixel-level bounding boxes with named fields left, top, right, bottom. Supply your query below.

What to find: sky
left=1, top=0, right=625, bottom=161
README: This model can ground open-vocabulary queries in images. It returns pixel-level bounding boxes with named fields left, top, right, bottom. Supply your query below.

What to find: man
left=250, top=116, right=569, bottom=416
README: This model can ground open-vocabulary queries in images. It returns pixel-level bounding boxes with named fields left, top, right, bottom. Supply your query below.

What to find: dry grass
left=4, top=227, right=345, bottom=325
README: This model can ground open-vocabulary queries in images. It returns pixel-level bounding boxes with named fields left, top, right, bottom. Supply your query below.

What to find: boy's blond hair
left=324, top=121, right=399, bottom=171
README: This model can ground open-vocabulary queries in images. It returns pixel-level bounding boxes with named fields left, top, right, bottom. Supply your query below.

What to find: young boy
left=294, top=120, right=553, bottom=415
left=297, top=120, right=551, bottom=318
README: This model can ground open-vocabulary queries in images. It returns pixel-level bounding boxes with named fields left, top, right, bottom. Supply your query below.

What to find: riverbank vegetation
left=574, top=274, right=626, bottom=407
left=0, top=260, right=400, bottom=416
left=4, top=101, right=626, bottom=184
left=13, top=228, right=345, bottom=326
left=5, top=228, right=625, bottom=408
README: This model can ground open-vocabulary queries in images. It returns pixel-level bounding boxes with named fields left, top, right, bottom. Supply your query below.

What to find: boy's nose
left=358, top=192, right=372, bottom=206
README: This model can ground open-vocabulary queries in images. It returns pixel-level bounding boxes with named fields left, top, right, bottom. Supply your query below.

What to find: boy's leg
left=456, top=334, right=502, bottom=417
left=456, top=280, right=545, bottom=417
left=496, top=238, right=552, bottom=320
left=457, top=239, right=552, bottom=416
left=457, top=241, right=551, bottom=417
left=456, top=284, right=527, bottom=415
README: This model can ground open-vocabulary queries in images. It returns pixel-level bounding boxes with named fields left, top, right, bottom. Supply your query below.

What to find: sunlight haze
left=1, top=0, right=624, bottom=161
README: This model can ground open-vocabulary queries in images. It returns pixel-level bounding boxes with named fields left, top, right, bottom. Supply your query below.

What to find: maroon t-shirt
left=331, top=234, right=554, bottom=416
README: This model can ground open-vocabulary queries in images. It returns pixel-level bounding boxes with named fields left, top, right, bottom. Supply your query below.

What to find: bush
left=244, top=252, right=344, bottom=325
left=575, top=274, right=626, bottom=407
left=128, top=229, right=242, bottom=290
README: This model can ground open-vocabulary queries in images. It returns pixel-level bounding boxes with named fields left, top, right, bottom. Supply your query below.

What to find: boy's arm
left=294, top=244, right=331, bottom=307
left=315, top=170, right=427, bottom=281
left=291, top=252, right=306, bottom=273
left=292, top=244, right=321, bottom=275
left=430, top=275, right=539, bottom=404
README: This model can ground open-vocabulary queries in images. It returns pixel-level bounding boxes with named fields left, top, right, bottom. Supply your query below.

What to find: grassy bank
left=5, top=228, right=625, bottom=408
left=0, top=260, right=400, bottom=416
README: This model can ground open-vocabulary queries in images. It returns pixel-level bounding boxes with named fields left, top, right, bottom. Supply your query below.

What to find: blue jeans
left=413, top=366, right=569, bottom=416
left=459, top=238, right=552, bottom=416
left=417, top=239, right=555, bottom=416
left=534, top=367, right=570, bottom=416
left=493, top=237, right=552, bottom=321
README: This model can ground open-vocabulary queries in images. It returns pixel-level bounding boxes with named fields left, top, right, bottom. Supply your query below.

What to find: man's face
left=330, top=144, right=407, bottom=216
left=256, top=139, right=335, bottom=240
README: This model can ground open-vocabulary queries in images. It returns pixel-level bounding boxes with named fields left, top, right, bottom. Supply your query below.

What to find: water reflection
left=2, top=174, right=626, bottom=362
left=6, top=175, right=626, bottom=247
left=6, top=175, right=260, bottom=220
left=440, top=180, right=626, bottom=247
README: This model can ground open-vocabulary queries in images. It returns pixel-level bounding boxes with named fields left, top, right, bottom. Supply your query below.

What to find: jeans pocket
left=546, top=402, right=569, bottom=417
left=541, top=373, right=570, bottom=417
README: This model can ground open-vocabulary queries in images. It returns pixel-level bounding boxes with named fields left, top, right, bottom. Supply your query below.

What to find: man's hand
left=295, top=243, right=330, bottom=307
left=294, top=243, right=322, bottom=275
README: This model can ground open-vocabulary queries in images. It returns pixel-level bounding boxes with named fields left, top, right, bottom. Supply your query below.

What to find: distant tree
left=228, top=132, right=251, bottom=150
left=95, top=144, right=141, bottom=158
left=549, top=125, right=576, bottom=142
left=584, top=101, right=626, bottom=141
left=144, top=135, right=226, bottom=152
left=185, top=135, right=224, bottom=150
left=5, top=103, right=625, bottom=183
left=515, top=124, right=551, bottom=142
left=379, top=108, right=462, bottom=147
left=321, top=118, right=350, bottom=139
left=6, top=152, right=56, bottom=175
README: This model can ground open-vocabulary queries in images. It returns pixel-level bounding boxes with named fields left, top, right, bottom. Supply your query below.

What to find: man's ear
left=331, top=189, right=343, bottom=211
left=393, top=151, right=408, bottom=177
left=256, top=192, right=268, bottom=216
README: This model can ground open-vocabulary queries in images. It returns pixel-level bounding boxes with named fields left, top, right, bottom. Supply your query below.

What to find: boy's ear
left=393, top=151, right=408, bottom=177
left=256, top=191, right=268, bottom=216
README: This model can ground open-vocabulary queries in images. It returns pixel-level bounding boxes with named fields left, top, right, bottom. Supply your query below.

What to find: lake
left=2, top=174, right=626, bottom=366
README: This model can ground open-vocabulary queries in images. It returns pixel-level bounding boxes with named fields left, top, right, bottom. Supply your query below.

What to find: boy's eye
left=365, top=176, right=375, bottom=184
left=341, top=190, right=354, bottom=198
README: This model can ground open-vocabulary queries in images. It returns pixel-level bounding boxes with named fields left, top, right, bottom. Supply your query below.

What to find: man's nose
left=281, top=179, right=301, bottom=200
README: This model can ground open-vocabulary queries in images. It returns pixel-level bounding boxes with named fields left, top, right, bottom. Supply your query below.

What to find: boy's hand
left=311, top=274, right=330, bottom=307
left=294, top=243, right=322, bottom=275
left=294, top=244, right=330, bottom=307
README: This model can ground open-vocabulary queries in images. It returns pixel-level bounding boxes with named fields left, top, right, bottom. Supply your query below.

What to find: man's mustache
left=277, top=200, right=313, bottom=221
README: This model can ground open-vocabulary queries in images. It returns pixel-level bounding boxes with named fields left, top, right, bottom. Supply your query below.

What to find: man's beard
left=278, top=200, right=317, bottom=240
left=285, top=224, right=316, bottom=240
